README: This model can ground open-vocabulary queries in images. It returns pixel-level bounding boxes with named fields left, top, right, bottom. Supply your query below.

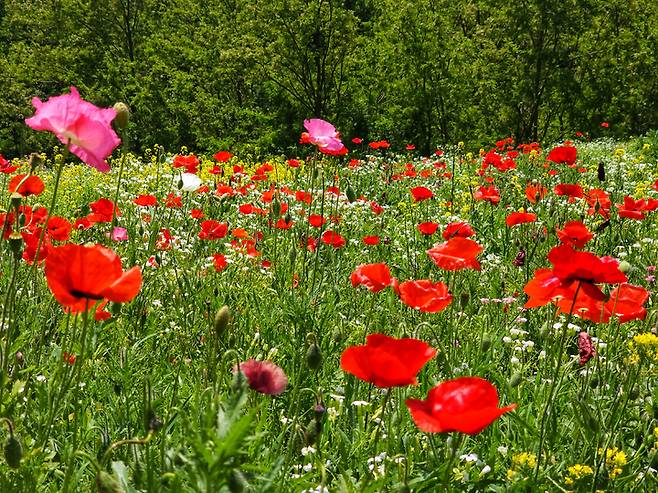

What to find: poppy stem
left=534, top=281, right=582, bottom=479
left=442, top=432, right=462, bottom=491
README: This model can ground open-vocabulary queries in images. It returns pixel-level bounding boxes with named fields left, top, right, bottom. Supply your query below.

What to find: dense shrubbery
left=2, top=0, right=658, bottom=156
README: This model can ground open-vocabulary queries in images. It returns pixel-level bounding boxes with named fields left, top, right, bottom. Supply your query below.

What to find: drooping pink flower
left=25, top=87, right=120, bottom=172
left=301, top=118, right=345, bottom=153
left=234, top=359, right=288, bottom=395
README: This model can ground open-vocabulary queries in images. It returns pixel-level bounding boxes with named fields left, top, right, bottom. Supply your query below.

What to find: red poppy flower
left=546, top=145, right=577, bottom=166
left=427, top=237, right=483, bottom=271
left=505, top=212, right=537, bottom=227
left=199, top=220, right=228, bottom=240
left=418, top=222, right=439, bottom=235
left=309, top=214, right=326, bottom=227
left=321, top=230, right=345, bottom=248
left=442, top=221, right=475, bottom=240
left=525, top=183, right=547, bottom=203
left=235, top=359, right=287, bottom=395
left=616, top=196, right=646, bottom=220
left=370, top=202, right=384, bottom=215
left=213, top=253, right=228, bottom=272
left=405, top=377, right=516, bottom=434
left=474, top=185, right=500, bottom=204
left=47, top=216, right=72, bottom=241
left=0, top=154, right=18, bottom=174
left=89, top=198, right=119, bottom=223
left=44, top=243, right=142, bottom=313
left=133, top=194, right=157, bottom=206
left=164, top=193, right=183, bottom=208
left=556, top=221, right=593, bottom=249
left=173, top=154, right=199, bottom=174
left=396, top=280, right=453, bottom=313
left=340, top=334, right=436, bottom=388
left=352, top=137, right=363, bottom=144
left=287, top=159, right=300, bottom=168
left=524, top=246, right=626, bottom=307
left=553, top=283, right=649, bottom=323
left=362, top=235, right=380, bottom=245
left=585, top=189, right=611, bottom=218
left=410, top=186, right=433, bottom=202
left=8, top=174, right=45, bottom=196
left=554, top=183, right=584, bottom=199
left=351, top=263, right=394, bottom=293
left=213, top=151, right=233, bottom=162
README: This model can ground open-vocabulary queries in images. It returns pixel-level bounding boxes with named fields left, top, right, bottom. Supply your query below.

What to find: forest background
left=2, top=0, right=658, bottom=157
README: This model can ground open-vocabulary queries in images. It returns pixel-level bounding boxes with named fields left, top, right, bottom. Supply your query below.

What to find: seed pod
left=509, top=372, right=523, bottom=388
left=95, top=471, right=124, bottom=493
left=214, top=306, right=231, bottom=337
left=306, top=343, right=323, bottom=370
left=3, top=435, right=22, bottom=468
left=8, top=232, right=23, bottom=259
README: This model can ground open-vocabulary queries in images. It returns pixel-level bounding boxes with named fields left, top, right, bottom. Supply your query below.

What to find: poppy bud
left=619, top=260, right=632, bottom=273
left=214, top=305, right=231, bottom=338
left=629, top=387, right=640, bottom=400
left=95, top=470, right=123, bottom=493
left=8, top=232, right=23, bottom=259
left=509, top=372, right=523, bottom=388
left=597, top=161, right=605, bottom=182
left=15, top=352, right=24, bottom=366
left=460, top=292, right=469, bottom=309
left=10, top=192, right=22, bottom=208
left=228, top=469, right=248, bottom=493
left=589, top=376, right=599, bottom=389
left=271, top=200, right=281, bottom=218
left=513, top=249, right=525, bottom=267
left=306, top=343, right=322, bottom=370
left=288, top=246, right=297, bottom=265
left=3, top=433, right=21, bottom=469
left=481, top=334, right=492, bottom=352
left=113, top=102, right=130, bottom=131
left=346, top=183, right=356, bottom=203
left=177, top=177, right=184, bottom=189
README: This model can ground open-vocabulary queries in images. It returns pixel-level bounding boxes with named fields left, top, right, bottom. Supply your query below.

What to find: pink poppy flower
left=234, top=359, right=288, bottom=395
left=300, top=118, right=344, bottom=153
left=25, top=87, right=121, bottom=172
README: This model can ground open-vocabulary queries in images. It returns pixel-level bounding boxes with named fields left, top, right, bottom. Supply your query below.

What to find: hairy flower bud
left=95, top=471, right=124, bottom=493
left=113, top=102, right=130, bottom=131
left=4, top=435, right=22, bottom=469
left=214, top=306, right=231, bottom=337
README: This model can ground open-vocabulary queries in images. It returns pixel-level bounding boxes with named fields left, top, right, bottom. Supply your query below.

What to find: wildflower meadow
left=0, top=85, right=657, bottom=493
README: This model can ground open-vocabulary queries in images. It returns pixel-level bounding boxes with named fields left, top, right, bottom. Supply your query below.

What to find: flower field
left=1, top=89, right=658, bottom=492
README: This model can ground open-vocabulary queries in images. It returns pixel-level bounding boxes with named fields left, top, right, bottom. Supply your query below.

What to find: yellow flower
left=643, top=143, right=651, bottom=150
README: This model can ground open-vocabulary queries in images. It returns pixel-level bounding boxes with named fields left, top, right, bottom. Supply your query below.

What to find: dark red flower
left=585, top=189, right=611, bottom=218
left=340, top=334, right=436, bottom=388
left=309, top=214, right=326, bottom=227
left=578, top=331, right=596, bottom=366
left=396, top=280, right=453, bottom=313
left=362, top=235, right=380, bottom=245
left=505, top=212, right=537, bottom=227
left=213, top=253, right=228, bottom=272
left=427, top=237, right=483, bottom=271
left=44, top=243, right=142, bottom=313
left=88, top=198, right=119, bottom=223
left=351, top=263, right=394, bottom=293
left=235, top=359, right=287, bottom=395
left=556, top=221, right=593, bottom=249
left=405, top=377, right=516, bottom=434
